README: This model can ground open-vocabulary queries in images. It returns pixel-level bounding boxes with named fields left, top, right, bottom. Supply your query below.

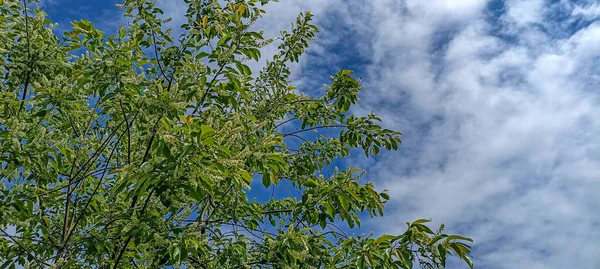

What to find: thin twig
left=191, top=22, right=251, bottom=115
left=0, top=228, right=49, bottom=267
left=282, top=125, right=346, bottom=137
left=60, top=115, right=126, bottom=252
left=119, top=98, right=131, bottom=165
left=112, top=189, right=154, bottom=269
left=37, top=165, right=122, bottom=197
left=150, top=28, right=171, bottom=83
left=18, top=0, right=31, bottom=115
left=62, top=128, right=125, bottom=250
left=191, top=63, right=226, bottom=115
left=274, top=117, right=297, bottom=128
left=60, top=95, right=102, bottom=233
left=285, top=133, right=309, bottom=143
left=0, top=234, right=60, bottom=247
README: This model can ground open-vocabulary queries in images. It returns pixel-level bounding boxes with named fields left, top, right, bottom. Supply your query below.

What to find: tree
left=0, top=0, right=474, bottom=268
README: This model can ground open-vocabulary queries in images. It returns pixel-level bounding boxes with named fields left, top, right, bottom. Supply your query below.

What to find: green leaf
left=338, top=194, right=350, bottom=210
left=398, top=249, right=413, bottom=269
left=262, top=172, right=271, bottom=188
left=133, top=175, right=153, bottom=196
left=267, top=155, right=285, bottom=164
left=0, top=3, right=472, bottom=268
left=357, top=255, right=365, bottom=269
left=200, top=125, right=216, bottom=140
left=449, top=243, right=463, bottom=257
left=140, top=162, right=153, bottom=173
left=438, top=244, right=447, bottom=266
left=172, top=246, right=181, bottom=261
left=0, top=260, right=11, bottom=269
left=323, top=202, right=334, bottom=218
left=189, top=187, right=203, bottom=202
left=235, top=62, right=251, bottom=76
left=199, top=175, right=214, bottom=195
left=462, top=255, right=474, bottom=269
left=446, top=235, right=474, bottom=243
left=319, top=215, right=327, bottom=229
left=431, top=234, right=448, bottom=245
left=414, top=224, right=434, bottom=234
left=412, top=219, right=432, bottom=225
left=111, top=176, right=130, bottom=198
left=196, top=52, right=210, bottom=59
left=239, top=170, right=253, bottom=184
left=243, top=114, right=257, bottom=121
left=303, top=179, right=318, bottom=188
left=375, top=234, right=397, bottom=244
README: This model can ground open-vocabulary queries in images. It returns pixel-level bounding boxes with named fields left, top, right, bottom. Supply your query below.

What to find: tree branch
left=151, top=28, right=170, bottom=82
left=17, top=0, right=31, bottom=115
left=275, top=117, right=297, bottom=128
left=0, top=228, right=49, bottom=268
left=112, top=189, right=155, bottom=269
left=282, top=125, right=346, bottom=137
left=60, top=115, right=127, bottom=254
left=191, top=22, right=250, bottom=116
left=119, top=98, right=131, bottom=165
left=285, top=133, right=309, bottom=143
left=191, top=63, right=226, bottom=115
left=62, top=127, right=125, bottom=251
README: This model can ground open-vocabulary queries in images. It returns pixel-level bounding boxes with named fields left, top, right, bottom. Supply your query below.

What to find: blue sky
left=38, top=0, right=600, bottom=268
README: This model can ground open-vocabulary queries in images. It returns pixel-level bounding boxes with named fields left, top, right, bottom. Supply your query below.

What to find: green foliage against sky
left=0, top=0, right=472, bottom=268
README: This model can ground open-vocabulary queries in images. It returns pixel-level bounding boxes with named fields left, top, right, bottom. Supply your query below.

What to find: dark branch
left=282, top=125, right=346, bottom=137
left=119, top=98, right=131, bottom=165
left=0, top=228, right=49, bottom=267
left=18, top=0, right=31, bottom=115
left=62, top=127, right=125, bottom=250
left=275, top=117, right=297, bottom=128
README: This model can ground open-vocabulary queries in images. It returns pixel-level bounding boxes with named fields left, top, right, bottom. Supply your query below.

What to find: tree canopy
left=0, top=0, right=473, bottom=268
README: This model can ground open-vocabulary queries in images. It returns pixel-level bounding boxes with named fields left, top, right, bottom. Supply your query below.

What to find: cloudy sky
left=39, top=0, right=600, bottom=268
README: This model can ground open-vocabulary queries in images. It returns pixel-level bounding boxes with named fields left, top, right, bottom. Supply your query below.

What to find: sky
left=37, top=0, right=600, bottom=268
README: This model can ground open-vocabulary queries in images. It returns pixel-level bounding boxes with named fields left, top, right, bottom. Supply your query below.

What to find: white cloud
left=155, top=0, right=344, bottom=90
left=503, top=0, right=546, bottom=26
left=40, top=0, right=600, bottom=268
left=52, top=0, right=600, bottom=267
left=572, top=2, right=600, bottom=20
left=302, top=1, right=600, bottom=268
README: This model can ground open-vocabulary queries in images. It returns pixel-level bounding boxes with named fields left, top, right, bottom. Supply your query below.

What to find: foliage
left=0, top=0, right=473, bottom=268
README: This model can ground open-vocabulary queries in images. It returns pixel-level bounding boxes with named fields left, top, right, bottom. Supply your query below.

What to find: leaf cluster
left=0, top=0, right=473, bottom=268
